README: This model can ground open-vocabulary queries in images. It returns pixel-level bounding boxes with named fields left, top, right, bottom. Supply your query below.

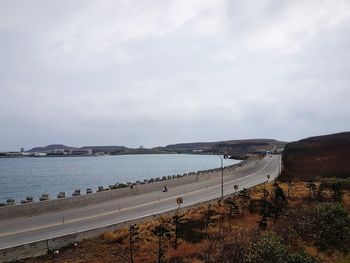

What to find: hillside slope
left=28, top=144, right=78, bottom=152
left=156, top=139, right=284, bottom=155
left=28, top=139, right=285, bottom=156
left=280, top=131, right=350, bottom=181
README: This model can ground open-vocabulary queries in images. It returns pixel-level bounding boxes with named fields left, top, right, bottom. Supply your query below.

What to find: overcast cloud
left=1, top=0, right=350, bottom=151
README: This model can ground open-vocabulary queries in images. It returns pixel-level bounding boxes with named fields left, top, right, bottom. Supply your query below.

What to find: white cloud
left=0, top=0, right=350, bottom=150
left=245, top=1, right=350, bottom=53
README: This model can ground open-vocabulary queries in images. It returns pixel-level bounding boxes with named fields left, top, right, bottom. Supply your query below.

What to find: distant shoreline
left=0, top=138, right=282, bottom=159
left=0, top=152, right=246, bottom=160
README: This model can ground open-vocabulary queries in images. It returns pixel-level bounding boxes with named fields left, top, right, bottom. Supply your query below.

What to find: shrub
left=287, top=251, right=316, bottom=263
left=307, top=203, right=350, bottom=251
left=321, top=178, right=350, bottom=190
left=330, top=181, right=344, bottom=203
left=248, top=232, right=316, bottom=263
left=273, top=208, right=304, bottom=250
left=213, top=229, right=256, bottom=263
left=248, top=232, right=289, bottom=263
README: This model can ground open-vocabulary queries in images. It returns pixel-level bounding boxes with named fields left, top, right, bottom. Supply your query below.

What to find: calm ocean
left=0, top=154, right=238, bottom=203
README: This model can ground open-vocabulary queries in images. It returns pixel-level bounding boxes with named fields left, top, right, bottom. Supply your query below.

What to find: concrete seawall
left=0, top=158, right=258, bottom=220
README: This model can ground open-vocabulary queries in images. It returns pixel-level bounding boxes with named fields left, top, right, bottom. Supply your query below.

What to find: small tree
left=316, top=183, right=326, bottom=203
left=258, top=199, right=272, bottom=230
left=170, top=213, right=186, bottom=249
left=223, top=197, right=241, bottom=218
left=128, top=224, right=139, bottom=263
left=305, top=182, right=317, bottom=200
left=202, top=204, right=216, bottom=239
left=265, top=183, right=288, bottom=224
left=151, top=223, right=171, bottom=263
left=273, top=183, right=288, bottom=211
left=238, top=188, right=251, bottom=216
left=331, top=181, right=343, bottom=203
left=287, top=180, right=293, bottom=198
left=262, top=188, right=270, bottom=199
left=258, top=196, right=284, bottom=229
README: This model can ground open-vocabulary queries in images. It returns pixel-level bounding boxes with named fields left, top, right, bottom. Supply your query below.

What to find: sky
left=1, top=0, right=350, bottom=151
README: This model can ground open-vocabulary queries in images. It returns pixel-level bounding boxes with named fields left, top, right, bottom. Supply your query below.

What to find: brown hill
left=28, top=139, right=285, bottom=156
left=280, top=132, right=350, bottom=181
left=156, top=139, right=284, bottom=155
left=28, top=144, right=78, bottom=152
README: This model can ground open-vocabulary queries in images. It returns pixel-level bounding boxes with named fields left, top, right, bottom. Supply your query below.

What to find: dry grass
left=27, top=181, right=350, bottom=263
left=167, top=241, right=202, bottom=260
left=101, top=227, right=128, bottom=243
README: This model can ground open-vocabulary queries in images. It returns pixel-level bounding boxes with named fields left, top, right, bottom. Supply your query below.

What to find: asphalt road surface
left=0, top=154, right=280, bottom=250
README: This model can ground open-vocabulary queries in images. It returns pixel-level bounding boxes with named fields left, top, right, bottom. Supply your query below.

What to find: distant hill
left=28, top=144, right=78, bottom=152
left=156, top=139, right=284, bottom=156
left=29, top=145, right=129, bottom=154
left=28, top=138, right=285, bottom=156
left=280, top=131, right=350, bottom=181
left=123, top=148, right=171, bottom=155
left=81, top=146, right=128, bottom=154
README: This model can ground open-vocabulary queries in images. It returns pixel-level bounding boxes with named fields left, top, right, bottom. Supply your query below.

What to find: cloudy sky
left=1, top=0, right=350, bottom=151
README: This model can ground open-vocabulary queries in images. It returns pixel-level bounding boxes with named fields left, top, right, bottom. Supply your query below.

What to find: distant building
left=68, top=148, right=92, bottom=155
left=43, top=148, right=92, bottom=156
left=21, top=152, right=33, bottom=157
left=34, top=152, right=47, bottom=157
left=5, top=152, right=22, bottom=157
left=50, top=149, right=66, bottom=154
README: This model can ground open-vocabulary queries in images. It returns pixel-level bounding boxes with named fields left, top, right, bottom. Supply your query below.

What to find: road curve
left=0, top=154, right=280, bottom=250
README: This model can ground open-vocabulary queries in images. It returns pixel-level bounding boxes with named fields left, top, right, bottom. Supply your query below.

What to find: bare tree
left=151, top=223, right=171, bottom=263
left=170, top=213, right=186, bottom=249
left=128, top=224, right=139, bottom=263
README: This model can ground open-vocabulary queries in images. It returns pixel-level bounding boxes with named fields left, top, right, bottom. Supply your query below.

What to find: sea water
left=0, top=154, right=239, bottom=202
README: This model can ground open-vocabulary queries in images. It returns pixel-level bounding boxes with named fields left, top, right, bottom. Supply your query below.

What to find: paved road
left=0, top=154, right=280, bottom=250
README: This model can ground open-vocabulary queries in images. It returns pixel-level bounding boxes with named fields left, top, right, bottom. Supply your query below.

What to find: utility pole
left=217, top=155, right=224, bottom=199
left=279, top=154, right=282, bottom=175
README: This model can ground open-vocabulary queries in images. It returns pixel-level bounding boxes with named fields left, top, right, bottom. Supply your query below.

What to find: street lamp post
left=218, top=155, right=224, bottom=199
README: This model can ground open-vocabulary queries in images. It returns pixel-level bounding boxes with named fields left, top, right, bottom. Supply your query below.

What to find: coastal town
left=0, top=147, right=94, bottom=157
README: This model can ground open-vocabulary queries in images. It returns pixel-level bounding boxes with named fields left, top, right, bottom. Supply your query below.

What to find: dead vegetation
left=25, top=181, right=350, bottom=263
